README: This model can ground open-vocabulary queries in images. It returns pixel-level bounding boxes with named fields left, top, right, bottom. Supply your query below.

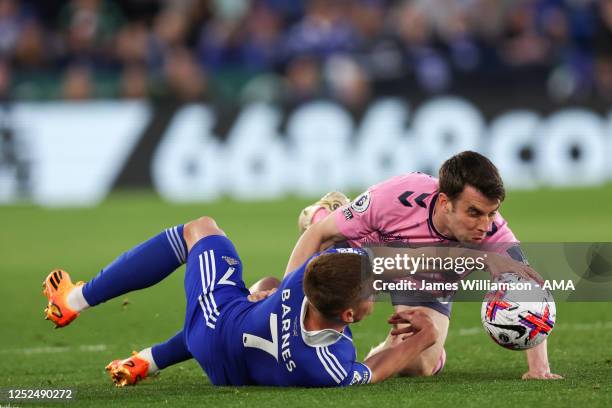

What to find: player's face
left=443, top=185, right=500, bottom=244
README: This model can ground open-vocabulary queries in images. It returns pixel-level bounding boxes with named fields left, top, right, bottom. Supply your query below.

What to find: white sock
left=137, top=347, right=159, bottom=375
left=66, top=285, right=90, bottom=312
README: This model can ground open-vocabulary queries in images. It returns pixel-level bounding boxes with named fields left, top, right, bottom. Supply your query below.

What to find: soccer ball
left=481, top=274, right=556, bottom=350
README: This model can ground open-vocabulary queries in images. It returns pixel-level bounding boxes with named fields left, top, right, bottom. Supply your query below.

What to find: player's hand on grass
left=485, top=253, right=544, bottom=284
left=522, top=370, right=563, bottom=380
left=247, top=288, right=277, bottom=302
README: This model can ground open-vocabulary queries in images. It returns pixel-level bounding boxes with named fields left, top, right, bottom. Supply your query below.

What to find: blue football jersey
left=184, top=238, right=372, bottom=387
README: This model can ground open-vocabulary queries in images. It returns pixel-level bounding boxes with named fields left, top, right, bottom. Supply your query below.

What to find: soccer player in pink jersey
left=287, top=151, right=562, bottom=380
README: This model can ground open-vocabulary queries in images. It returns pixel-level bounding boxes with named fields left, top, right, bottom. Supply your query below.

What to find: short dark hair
left=438, top=151, right=505, bottom=202
left=303, top=253, right=371, bottom=320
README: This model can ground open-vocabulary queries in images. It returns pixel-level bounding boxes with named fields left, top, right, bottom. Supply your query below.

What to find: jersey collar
left=300, top=297, right=353, bottom=347
left=427, top=193, right=457, bottom=242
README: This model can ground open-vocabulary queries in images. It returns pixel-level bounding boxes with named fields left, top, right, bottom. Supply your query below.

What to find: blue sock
left=82, top=225, right=188, bottom=306
left=151, top=330, right=192, bottom=369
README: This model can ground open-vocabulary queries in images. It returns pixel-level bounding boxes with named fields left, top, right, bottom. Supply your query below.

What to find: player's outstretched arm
left=285, top=214, right=345, bottom=276
left=364, top=310, right=438, bottom=384
left=522, top=339, right=563, bottom=380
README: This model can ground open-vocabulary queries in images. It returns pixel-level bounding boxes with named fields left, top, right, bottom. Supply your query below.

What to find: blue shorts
left=182, top=235, right=251, bottom=385
left=390, top=292, right=452, bottom=318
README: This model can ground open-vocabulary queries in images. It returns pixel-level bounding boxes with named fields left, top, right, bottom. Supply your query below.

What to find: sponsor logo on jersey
left=343, top=208, right=354, bottom=220
left=351, top=191, right=371, bottom=213
left=222, top=256, right=239, bottom=266
left=380, top=233, right=408, bottom=243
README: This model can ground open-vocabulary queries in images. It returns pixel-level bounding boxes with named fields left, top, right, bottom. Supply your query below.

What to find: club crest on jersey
left=222, top=256, right=239, bottom=266
left=350, top=371, right=362, bottom=385
left=350, top=370, right=369, bottom=385
left=351, top=191, right=371, bottom=213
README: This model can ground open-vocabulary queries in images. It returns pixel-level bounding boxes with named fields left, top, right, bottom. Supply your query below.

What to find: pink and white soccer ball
left=481, top=274, right=556, bottom=350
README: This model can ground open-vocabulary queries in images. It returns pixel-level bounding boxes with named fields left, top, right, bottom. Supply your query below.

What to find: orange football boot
left=42, top=269, right=83, bottom=328
left=105, top=352, right=150, bottom=387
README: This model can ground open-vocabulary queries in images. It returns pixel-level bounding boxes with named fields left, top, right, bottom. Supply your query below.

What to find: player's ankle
left=66, top=285, right=90, bottom=312
left=137, top=347, right=159, bottom=375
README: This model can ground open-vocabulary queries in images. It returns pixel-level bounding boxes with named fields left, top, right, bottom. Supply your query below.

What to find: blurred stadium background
left=0, top=0, right=611, bottom=406
left=0, top=0, right=611, bottom=206
left=0, top=0, right=611, bottom=102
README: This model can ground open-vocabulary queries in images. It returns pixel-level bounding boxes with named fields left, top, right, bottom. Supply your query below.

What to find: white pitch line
left=4, top=321, right=612, bottom=352
left=79, top=344, right=107, bottom=352
left=457, top=327, right=481, bottom=336
left=454, top=321, right=612, bottom=336
left=0, top=344, right=107, bottom=355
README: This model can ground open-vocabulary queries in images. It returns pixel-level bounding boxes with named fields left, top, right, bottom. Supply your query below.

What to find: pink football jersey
left=334, top=172, right=518, bottom=249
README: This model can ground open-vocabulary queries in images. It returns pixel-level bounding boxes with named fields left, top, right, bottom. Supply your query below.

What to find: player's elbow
left=286, top=216, right=342, bottom=274
left=293, top=222, right=328, bottom=256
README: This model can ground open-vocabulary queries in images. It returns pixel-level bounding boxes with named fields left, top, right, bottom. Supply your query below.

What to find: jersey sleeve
left=333, top=189, right=378, bottom=240
left=340, top=362, right=372, bottom=386
left=315, top=344, right=372, bottom=387
left=333, top=173, right=438, bottom=243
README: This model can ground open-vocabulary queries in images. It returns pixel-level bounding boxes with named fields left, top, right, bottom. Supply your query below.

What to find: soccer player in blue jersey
left=43, top=216, right=437, bottom=387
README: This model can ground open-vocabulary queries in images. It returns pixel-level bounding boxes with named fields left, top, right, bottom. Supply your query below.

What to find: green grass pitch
left=1, top=187, right=611, bottom=407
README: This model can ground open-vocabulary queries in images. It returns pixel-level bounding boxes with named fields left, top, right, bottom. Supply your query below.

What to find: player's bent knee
left=391, top=306, right=448, bottom=377
left=249, top=276, right=281, bottom=293
left=398, top=345, right=444, bottom=377
left=184, top=216, right=226, bottom=250
left=401, top=361, right=437, bottom=377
